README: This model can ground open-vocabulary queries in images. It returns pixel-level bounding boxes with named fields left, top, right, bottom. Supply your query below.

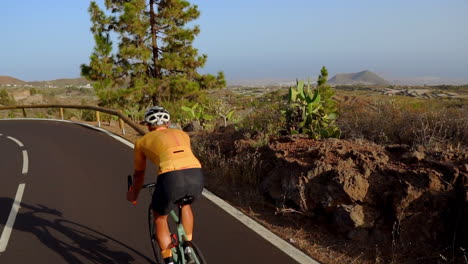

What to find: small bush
left=0, top=89, right=15, bottom=106
left=237, top=102, right=286, bottom=145
left=30, top=88, right=40, bottom=95
left=192, top=137, right=262, bottom=188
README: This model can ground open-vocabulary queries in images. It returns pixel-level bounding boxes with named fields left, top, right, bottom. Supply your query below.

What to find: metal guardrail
left=0, top=104, right=146, bottom=136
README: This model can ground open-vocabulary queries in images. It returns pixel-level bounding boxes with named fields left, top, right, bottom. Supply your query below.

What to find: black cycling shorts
left=151, top=168, right=204, bottom=215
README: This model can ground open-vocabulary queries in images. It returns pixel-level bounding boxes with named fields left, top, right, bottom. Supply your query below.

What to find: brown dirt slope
left=199, top=127, right=468, bottom=263
left=0, top=76, right=26, bottom=85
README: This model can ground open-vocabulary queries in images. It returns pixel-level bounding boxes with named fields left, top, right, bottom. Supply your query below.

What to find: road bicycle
left=127, top=175, right=207, bottom=264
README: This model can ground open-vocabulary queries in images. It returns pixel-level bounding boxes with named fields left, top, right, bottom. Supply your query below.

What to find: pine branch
left=169, top=69, right=186, bottom=74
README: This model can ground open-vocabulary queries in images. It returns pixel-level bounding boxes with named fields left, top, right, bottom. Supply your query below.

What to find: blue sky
left=1, top=0, right=467, bottom=82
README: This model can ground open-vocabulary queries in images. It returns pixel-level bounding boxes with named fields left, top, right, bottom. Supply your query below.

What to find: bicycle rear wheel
left=148, top=205, right=165, bottom=264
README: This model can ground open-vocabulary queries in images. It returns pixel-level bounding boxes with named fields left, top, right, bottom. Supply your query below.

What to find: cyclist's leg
left=182, top=168, right=205, bottom=242
left=153, top=211, right=173, bottom=260
left=181, top=205, right=194, bottom=241
left=152, top=172, right=180, bottom=263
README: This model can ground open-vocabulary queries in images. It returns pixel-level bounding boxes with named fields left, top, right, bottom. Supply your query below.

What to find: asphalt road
left=0, top=120, right=302, bottom=264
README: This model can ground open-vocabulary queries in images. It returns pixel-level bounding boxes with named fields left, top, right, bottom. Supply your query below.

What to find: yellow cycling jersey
left=134, top=127, right=202, bottom=174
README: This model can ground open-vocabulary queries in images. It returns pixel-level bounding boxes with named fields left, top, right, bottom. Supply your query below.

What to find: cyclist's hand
left=126, top=187, right=138, bottom=205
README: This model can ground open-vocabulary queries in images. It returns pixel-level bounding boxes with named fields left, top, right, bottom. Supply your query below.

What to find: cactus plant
left=286, top=79, right=340, bottom=139
left=181, top=103, right=213, bottom=129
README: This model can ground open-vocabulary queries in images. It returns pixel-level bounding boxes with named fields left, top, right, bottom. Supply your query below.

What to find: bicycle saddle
left=175, top=196, right=194, bottom=206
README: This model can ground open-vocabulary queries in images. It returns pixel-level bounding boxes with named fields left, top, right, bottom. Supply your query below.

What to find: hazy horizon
left=1, top=0, right=467, bottom=83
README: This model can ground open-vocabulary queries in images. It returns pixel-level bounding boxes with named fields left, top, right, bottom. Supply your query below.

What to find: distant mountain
left=329, top=70, right=390, bottom=86
left=0, top=76, right=26, bottom=85
left=0, top=76, right=90, bottom=88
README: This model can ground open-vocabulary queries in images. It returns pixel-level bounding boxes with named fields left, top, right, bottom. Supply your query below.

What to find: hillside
left=0, top=76, right=90, bottom=88
left=0, top=76, right=26, bottom=85
left=329, top=70, right=389, bottom=86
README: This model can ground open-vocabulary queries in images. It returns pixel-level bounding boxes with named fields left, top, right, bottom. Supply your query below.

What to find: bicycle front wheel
left=148, top=205, right=165, bottom=264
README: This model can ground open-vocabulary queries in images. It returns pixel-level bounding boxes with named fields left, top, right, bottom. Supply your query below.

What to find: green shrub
left=238, top=102, right=285, bottom=135
left=30, top=88, right=39, bottom=95
left=286, top=79, right=340, bottom=139
left=0, top=89, right=15, bottom=106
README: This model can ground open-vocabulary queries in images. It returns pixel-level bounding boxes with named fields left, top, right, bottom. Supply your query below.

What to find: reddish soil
left=197, top=126, right=468, bottom=264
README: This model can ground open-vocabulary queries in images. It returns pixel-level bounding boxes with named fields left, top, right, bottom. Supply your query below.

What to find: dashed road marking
left=0, top=183, right=26, bottom=253
left=22, top=150, right=28, bottom=175
left=0, top=132, right=29, bottom=254
left=6, top=136, right=24, bottom=147
left=2, top=135, right=29, bottom=176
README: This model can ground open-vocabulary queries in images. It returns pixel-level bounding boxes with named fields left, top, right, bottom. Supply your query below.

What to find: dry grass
left=192, top=137, right=263, bottom=187
left=337, top=97, right=468, bottom=149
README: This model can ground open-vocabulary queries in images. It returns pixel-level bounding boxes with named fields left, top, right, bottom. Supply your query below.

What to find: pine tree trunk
left=149, top=0, right=160, bottom=79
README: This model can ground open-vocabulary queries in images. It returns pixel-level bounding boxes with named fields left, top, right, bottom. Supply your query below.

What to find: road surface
left=0, top=120, right=310, bottom=264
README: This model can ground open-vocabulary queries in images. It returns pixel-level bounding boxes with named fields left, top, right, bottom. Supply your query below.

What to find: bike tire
left=166, top=211, right=207, bottom=264
left=148, top=205, right=165, bottom=264
left=189, top=241, right=208, bottom=264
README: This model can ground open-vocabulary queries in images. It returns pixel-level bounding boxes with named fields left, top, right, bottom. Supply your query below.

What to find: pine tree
left=81, top=0, right=225, bottom=108
left=317, top=66, right=336, bottom=113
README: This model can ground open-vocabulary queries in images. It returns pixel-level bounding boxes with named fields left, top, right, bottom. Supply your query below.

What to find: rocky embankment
left=203, top=128, right=468, bottom=257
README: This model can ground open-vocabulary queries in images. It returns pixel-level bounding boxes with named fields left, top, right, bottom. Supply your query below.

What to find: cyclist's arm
left=131, top=169, right=145, bottom=197
left=129, top=139, right=147, bottom=201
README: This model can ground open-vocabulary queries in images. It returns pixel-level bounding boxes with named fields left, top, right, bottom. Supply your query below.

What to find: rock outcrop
left=201, top=129, right=468, bottom=255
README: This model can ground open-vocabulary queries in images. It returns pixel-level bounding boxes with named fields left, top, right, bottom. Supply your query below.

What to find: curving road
left=0, top=120, right=313, bottom=264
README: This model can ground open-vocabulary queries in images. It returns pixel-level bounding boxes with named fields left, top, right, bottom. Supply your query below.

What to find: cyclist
left=127, top=106, right=204, bottom=264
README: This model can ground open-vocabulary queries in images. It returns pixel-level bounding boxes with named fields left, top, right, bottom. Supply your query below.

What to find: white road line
left=2, top=135, right=29, bottom=175
left=1, top=118, right=134, bottom=148
left=0, top=183, right=26, bottom=253
left=22, top=151, right=29, bottom=174
left=0, top=118, right=320, bottom=264
left=202, top=189, right=319, bottom=264
left=6, top=136, right=24, bottom=147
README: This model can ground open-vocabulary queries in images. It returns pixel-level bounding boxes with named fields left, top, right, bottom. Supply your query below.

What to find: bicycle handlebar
left=143, top=183, right=156, bottom=188
left=127, top=175, right=132, bottom=191
left=127, top=175, right=156, bottom=190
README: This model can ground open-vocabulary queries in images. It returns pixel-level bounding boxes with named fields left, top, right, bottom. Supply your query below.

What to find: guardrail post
left=60, top=108, right=64, bottom=120
left=96, top=111, right=101, bottom=128
left=119, top=118, right=126, bottom=135
left=22, top=108, right=27, bottom=118
left=119, top=111, right=126, bottom=135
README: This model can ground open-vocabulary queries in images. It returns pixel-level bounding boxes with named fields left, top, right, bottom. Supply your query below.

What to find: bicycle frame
left=169, top=208, right=188, bottom=264
left=165, top=199, right=203, bottom=264
left=128, top=176, right=203, bottom=264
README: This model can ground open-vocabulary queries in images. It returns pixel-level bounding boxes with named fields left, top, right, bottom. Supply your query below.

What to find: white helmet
left=143, top=106, right=170, bottom=126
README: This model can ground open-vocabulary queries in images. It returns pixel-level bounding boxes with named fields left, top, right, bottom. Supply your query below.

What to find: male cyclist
left=127, top=106, right=204, bottom=264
